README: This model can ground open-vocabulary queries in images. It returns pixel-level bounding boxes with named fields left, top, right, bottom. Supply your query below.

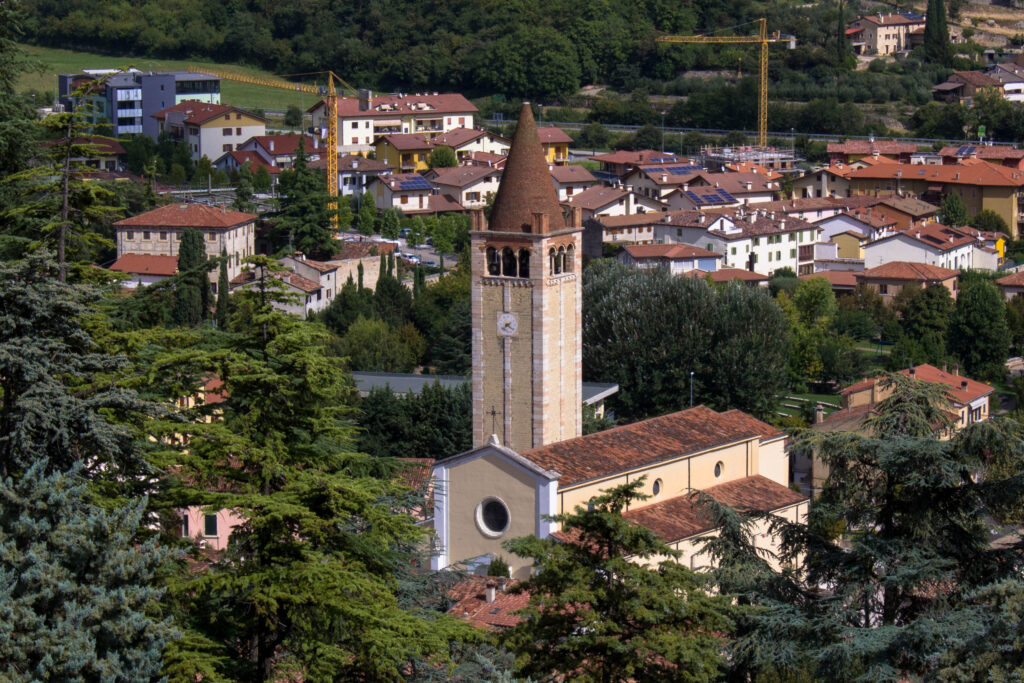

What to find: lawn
left=777, top=392, right=841, bottom=418
left=17, top=44, right=313, bottom=113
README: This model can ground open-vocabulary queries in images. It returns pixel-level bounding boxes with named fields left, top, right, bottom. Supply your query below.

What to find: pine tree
left=0, top=460, right=175, bottom=681
left=940, top=191, right=969, bottom=226
left=216, top=249, right=230, bottom=328
left=717, top=374, right=1024, bottom=680
left=273, top=138, right=336, bottom=258
left=173, top=228, right=209, bottom=327
left=501, top=479, right=740, bottom=681
left=155, top=290, right=476, bottom=681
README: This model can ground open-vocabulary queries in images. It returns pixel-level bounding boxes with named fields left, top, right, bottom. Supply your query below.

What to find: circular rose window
left=476, top=497, right=510, bottom=537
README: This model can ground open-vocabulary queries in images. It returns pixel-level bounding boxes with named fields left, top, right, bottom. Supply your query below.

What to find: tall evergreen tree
left=233, top=161, right=254, bottom=212
left=715, top=374, right=1024, bottom=681
left=940, top=191, right=969, bottom=226
left=154, top=289, right=475, bottom=681
left=273, top=139, right=336, bottom=258
left=173, top=228, right=209, bottom=327
left=0, top=460, right=175, bottom=681
left=501, top=480, right=740, bottom=681
left=215, top=249, right=230, bottom=328
left=924, top=0, right=954, bottom=65
left=948, top=278, right=1011, bottom=381
left=357, top=192, right=377, bottom=236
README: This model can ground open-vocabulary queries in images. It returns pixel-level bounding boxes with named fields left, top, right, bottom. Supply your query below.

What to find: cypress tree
left=216, top=249, right=230, bottom=328
left=924, top=0, right=953, bottom=65
left=378, top=253, right=387, bottom=285
left=174, top=228, right=209, bottom=327
left=357, top=261, right=364, bottom=290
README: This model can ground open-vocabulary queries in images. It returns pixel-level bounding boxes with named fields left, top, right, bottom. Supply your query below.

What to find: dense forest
left=24, top=0, right=859, bottom=99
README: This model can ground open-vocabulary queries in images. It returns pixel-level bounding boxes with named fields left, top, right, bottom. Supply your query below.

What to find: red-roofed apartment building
left=113, top=203, right=256, bottom=285
left=855, top=261, right=959, bottom=302
left=235, top=133, right=322, bottom=168
left=618, top=243, right=723, bottom=275
left=846, top=13, right=926, bottom=55
left=152, top=101, right=266, bottom=162
left=108, top=253, right=179, bottom=288
left=864, top=222, right=998, bottom=271
left=309, top=90, right=478, bottom=155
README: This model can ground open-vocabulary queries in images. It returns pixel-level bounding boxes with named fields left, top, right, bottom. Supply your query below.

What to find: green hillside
left=17, top=43, right=311, bottom=112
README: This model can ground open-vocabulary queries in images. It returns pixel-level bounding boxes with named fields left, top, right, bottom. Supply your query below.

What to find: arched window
left=518, top=248, right=530, bottom=278
left=501, top=247, right=516, bottom=277
left=557, top=246, right=566, bottom=274
left=486, top=247, right=500, bottom=276
left=549, top=247, right=558, bottom=275
left=565, top=244, right=575, bottom=273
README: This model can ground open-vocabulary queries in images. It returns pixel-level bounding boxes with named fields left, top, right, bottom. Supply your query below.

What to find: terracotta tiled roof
left=376, top=172, right=433, bottom=192
left=521, top=405, right=781, bottom=488
left=755, top=196, right=884, bottom=214
left=841, top=209, right=895, bottom=230
left=244, top=133, right=319, bottom=157
left=487, top=103, right=565, bottom=234
left=427, top=165, right=499, bottom=187
left=203, top=377, right=227, bottom=405
left=402, top=193, right=464, bottom=215
left=447, top=576, right=527, bottom=630
left=724, top=161, right=783, bottom=179
left=856, top=13, right=925, bottom=26
left=323, top=92, right=478, bottom=119
left=219, top=150, right=281, bottom=174
left=596, top=207, right=816, bottom=240
left=953, top=70, right=1002, bottom=88
left=623, top=244, right=721, bottom=260
left=622, top=475, right=807, bottom=543
left=309, top=154, right=390, bottom=172
left=374, top=133, right=434, bottom=151
left=288, top=257, right=338, bottom=273
left=465, top=151, right=508, bottom=168
left=799, top=270, right=858, bottom=288
left=997, top=270, right=1024, bottom=287
left=693, top=171, right=778, bottom=195
left=432, top=127, right=490, bottom=147
left=330, top=240, right=397, bottom=260
left=629, top=165, right=702, bottom=186
left=828, top=140, right=918, bottom=155
left=877, top=196, right=939, bottom=217
left=811, top=403, right=873, bottom=432
left=536, top=126, right=573, bottom=144
left=871, top=223, right=977, bottom=252
left=564, top=185, right=629, bottom=210
left=848, top=160, right=1024, bottom=187
left=228, top=268, right=320, bottom=293
left=591, top=150, right=683, bottom=165
left=152, top=101, right=261, bottom=125
left=938, top=144, right=1024, bottom=161
left=677, top=186, right=741, bottom=206
left=109, top=253, right=178, bottom=276
left=857, top=261, right=958, bottom=282
left=550, top=165, right=596, bottom=183
left=114, top=203, right=256, bottom=229
left=686, top=268, right=769, bottom=283
left=902, top=364, right=993, bottom=403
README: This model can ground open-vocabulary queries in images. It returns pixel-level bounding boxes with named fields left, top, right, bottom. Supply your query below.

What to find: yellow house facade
left=373, top=133, right=434, bottom=172
left=537, top=127, right=573, bottom=165
left=432, top=406, right=808, bottom=579
left=831, top=230, right=865, bottom=259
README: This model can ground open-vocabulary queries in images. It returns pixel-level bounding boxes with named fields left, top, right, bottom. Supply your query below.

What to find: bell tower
left=471, top=103, right=583, bottom=453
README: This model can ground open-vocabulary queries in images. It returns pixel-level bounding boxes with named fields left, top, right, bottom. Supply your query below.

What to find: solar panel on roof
left=717, top=190, right=736, bottom=202
left=399, top=177, right=432, bottom=190
left=666, top=165, right=702, bottom=174
left=645, top=167, right=666, bottom=174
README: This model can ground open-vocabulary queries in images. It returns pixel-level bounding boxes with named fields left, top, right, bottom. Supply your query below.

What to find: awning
left=927, top=184, right=944, bottom=192
left=373, top=119, right=402, bottom=127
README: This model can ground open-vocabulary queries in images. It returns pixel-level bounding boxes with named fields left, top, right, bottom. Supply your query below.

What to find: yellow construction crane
left=187, top=66, right=356, bottom=228
left=656, top=19, right=793, bottom=148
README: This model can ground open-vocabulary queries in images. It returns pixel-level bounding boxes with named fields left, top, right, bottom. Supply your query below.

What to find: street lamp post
left=689, top=371, right=695, bottom=407
left=661, top=110, right=667, bottom=153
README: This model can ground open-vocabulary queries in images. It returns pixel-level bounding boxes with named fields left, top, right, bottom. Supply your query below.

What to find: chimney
left=683, top=182, right=689, bottom=191
left=953, top=363, right=960, bottom=375
left=779, top=219, right=785, bottom=229
left=943, top=361, right=948, bottom=372
left=351, top=159, right=358, bottom=169
left=814, top=404, right=825, bottom=424
left=961, top=380, right=969, bottom=391
left=909, top=365, right=915, bottom=375
left=358, top=88, right=372, bottom=111
left=746, top=181, right=753, bottom=190
left=269, top=140, right=274, bottom=152
left=661, top=174, right=667, bottom=182
left=485, top=581, right=497, bottom=605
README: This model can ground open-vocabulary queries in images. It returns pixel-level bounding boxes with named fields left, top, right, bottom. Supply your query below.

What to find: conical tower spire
left=487, top=103, right=565, bottom=234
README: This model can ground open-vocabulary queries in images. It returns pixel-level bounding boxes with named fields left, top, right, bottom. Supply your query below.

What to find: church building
left=431, top=104, right=808, bottom=579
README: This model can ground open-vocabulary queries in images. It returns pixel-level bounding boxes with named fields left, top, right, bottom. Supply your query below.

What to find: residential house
left=309, top=90, right=477, bottom=155
left=791, top=159, right=899, bottom=199
left=465, top=151, right=509, bottom=170
left=938, top=143, right=1024, bottom=170
left=987, top=62, right=1024, bottom=103
left=308, top=154, right=391, bottom=198
left=212, top=150, right=281, bottom=186
left=872, top=196, right=940, bottom=230
left=152, top=102, right=266, bottom=162
left=684, top=268, right=770, bottom=286
left=373, top=133, right=435, bottom=172
left=235, top=133, right=322, bottom=169
left=622, top=163, right=704, bottom=201
left=368, top=172, right=434, bottom=211
left=431, top=405, right=807, bottom=578
left=537, top=126, right=573, bottom=165
left=933, top=71, right=1003, bottom=105
left=563, top=185, right=666, bottom=221
left=846, top=159, right=1024, bottom=237
left=113, top=203, right=256, bottom=285
left=799, top=270, right=858, bottom=295
left=431, top=128, right=510, bottom=162
left=864, top=222, right=996, bottom=270
left=752, top=196, right=884, bottom=223
left=664, top=171, right=780, bottom=210
left=230, top=267, right=323, bottom=317
left=827, top=140, right=917, bottom=165
left=59, top=69, right=221, bottom=138
left=41, top=135, right=126, bottom=172
left=816, top=209, right=898, bottom=243
left=846, top=13, right=927, bottom=55
left=326, top=240, right=396, bottom=291
left=828, top=230, right=866, bottom=260
left=590, top=149, right=685, bottom=181
left=108, top=253, right=179, bottom=288
left=855, top=261, right=959, bottom=302
left=550, top=164, right=597, bottom=201
left=618, top=243, right=722, bottom=275
left=425, top=165, right=501, bottom=209
left=996, top=269, right=1024, bottom=300
left=810, top=364, right=992, bottom=491
left=279, top=255, right=340, bottom=312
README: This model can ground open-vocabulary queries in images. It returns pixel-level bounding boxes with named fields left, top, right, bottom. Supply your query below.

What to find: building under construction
left=700, top=145, right=804, bottom=175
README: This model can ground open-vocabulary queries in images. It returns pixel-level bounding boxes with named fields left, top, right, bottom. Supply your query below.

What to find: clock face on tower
left=497, top=312, right=518, bottom=336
